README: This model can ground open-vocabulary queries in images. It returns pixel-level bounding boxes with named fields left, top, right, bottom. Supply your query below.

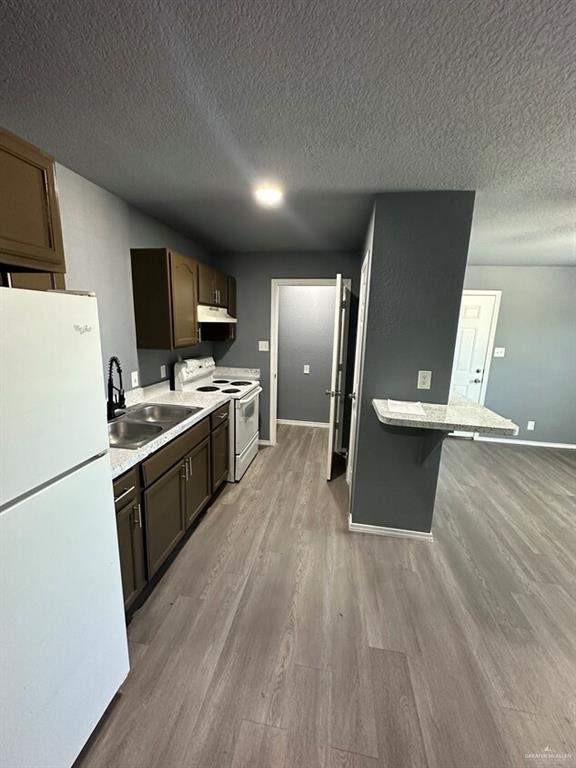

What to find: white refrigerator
left=0, top=287, right=129, bottom=768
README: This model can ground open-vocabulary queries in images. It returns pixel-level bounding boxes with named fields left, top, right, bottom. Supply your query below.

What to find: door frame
left=269, top=278, right=351, bottom=446
left=452, top=289, right=502, bottom=407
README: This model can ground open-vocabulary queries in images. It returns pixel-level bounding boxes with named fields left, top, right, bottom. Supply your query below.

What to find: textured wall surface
left=277, top=285, right=336, bottom=423
left=1, top=0, right=574, bottom=260
left=58, top=164, right=213, bottom=389
left=464, top=266, right=576, bottom=445
left=351, top=192, right=475, bottom=532
left=212, top=251, right=361, bottom=440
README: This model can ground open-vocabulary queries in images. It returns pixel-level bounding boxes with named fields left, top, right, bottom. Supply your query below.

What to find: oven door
left=235, top=387, right=262, bottom=454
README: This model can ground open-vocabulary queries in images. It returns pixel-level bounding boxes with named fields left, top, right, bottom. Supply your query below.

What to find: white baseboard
left=258, top=439, right=275, bottom=446
left=348, top=515, right=434, bottom=542
left=475, top=436, right=576, bottom=450
left=276, top=419, right=329, bottom=428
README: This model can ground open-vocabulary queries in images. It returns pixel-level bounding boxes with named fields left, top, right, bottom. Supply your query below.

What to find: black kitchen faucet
left=107, top=356, right=126, bottom=421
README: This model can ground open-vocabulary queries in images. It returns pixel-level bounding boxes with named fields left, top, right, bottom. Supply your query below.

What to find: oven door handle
left=237, top=387, right=262, bottom=406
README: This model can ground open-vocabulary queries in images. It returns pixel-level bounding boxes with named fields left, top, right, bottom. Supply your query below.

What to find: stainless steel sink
left=108, top=419, right=163, bottom=449
left=127, top=403, right=200, bottom=424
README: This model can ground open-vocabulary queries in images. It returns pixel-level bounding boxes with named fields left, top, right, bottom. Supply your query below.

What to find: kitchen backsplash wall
left=57, top=163, right=213, bottom=391
left=137, top=342, right=214, bottom=388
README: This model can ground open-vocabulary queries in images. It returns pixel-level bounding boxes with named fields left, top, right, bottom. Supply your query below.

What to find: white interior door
left=326, top=274, right=343, bottom=480
left=450, top=291, right=500, bottom=411
left=346, top=249, right=371, bottom=485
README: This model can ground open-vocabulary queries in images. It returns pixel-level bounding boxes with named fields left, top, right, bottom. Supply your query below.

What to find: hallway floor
left=78, top=426, right=576, bottom=767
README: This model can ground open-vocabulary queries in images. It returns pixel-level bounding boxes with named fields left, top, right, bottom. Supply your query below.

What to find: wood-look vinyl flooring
left=78, top=426, right=576, bottom=768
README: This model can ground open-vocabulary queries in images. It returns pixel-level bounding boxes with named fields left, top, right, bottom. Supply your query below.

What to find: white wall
left=57, top=164, right=211, bottom=389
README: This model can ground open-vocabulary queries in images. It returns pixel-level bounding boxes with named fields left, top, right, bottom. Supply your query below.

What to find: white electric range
left=173, top=357, right=262, bottom=481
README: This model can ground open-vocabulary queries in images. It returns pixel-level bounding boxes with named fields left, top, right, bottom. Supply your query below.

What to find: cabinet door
left=1, top=270, right=66, bottom=290
left=211, top=419, right=230, bottom=492
left=0, top=128, right=65, bottom=272
left=214, top=270, right=228, bottom=307
left=227, top=276, right=236, bottom=340
left=198, top=263, right=215, bottom=305
left=144, top=461, right=186, bottom=577
left=170, top=251, right=199, bottom=348
left=116, top=499, right=146, bottom=609
left=184, top=436, right=211, bottom=528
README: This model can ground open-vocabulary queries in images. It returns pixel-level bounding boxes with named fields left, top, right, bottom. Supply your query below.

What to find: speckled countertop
left=372, top=394, right=518, bottom=436
left=110, top=383, right=231, bottom=479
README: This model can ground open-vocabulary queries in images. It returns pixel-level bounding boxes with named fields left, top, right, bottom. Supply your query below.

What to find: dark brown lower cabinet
left=184, top=436, right=211, bottom=528
left=114, top=413, right=229, bottom=616
left=144, top=460, right=187, bottom=577
left=211, top=419, right=230, bottom=492
left=115, top=499, right=146, bottom=610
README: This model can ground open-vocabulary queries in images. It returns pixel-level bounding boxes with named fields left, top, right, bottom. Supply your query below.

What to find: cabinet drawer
left=210, top=403, right=229, bottom=431
left=113, top=467, right=139, bottom=512
left=141, top=418, right=210, bottom=488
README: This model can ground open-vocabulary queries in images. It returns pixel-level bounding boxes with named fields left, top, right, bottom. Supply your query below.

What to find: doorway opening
left=269, top=277, right=351, bottom=479
left=449, top=289, right=502, bottom=436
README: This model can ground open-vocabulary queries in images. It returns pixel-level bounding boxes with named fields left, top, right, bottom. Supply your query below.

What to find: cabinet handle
left=187, top=456, right=193, bottom=476
left=114, top=485, right=135, bottom=504
left=132, top=503, right=142, bottom=528
left=185, top=460, right=189, bottom=482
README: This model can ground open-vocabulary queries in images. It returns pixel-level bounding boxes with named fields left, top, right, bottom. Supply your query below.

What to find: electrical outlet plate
left=417, top=370, right=432, bottom=390
left=160, top=365, right=167, bottom=378
left=131, top=370, right=139, bottom=388
left=494, top=347, right=506, bottom=358
left=303, top=364, right=310, bottom=374
left=527, top=420, right=535, bottom=431
left=258, top=340, right=269, bottom=352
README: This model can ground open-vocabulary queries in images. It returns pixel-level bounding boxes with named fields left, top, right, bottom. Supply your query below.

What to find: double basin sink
left=108, top=403, right=202, bottom=450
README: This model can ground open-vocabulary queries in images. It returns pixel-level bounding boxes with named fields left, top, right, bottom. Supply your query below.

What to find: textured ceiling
left=1, top=0, right=575, bottom=263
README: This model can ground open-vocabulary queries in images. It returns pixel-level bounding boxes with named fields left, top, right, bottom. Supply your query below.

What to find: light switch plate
left=494, top=347, right=506, bottom=358
left=160, top=365, right=167, bottom=378
left=258, top=340, right=269, bottom=352
left=303, top=364, right=310, bottom=374
left=131, top=370, right=139, bottom=388
left=527, top=420, right=535, bottom=431
left=417, top=370, right=432, bottom=390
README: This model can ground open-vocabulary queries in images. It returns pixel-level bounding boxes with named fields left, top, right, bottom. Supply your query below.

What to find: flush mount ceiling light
left=253, top=182, right=284, bottom=208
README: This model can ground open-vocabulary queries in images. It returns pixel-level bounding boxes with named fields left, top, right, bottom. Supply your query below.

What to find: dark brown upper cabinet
left=1, top=270, right=66, bottom=291
left=227, top=275, right=236, bottom=318
left=198, top=263, right=228, bottom=307
left=131, top=248, right=199, bottom=350
left=0, top=127, right=66, bottom=273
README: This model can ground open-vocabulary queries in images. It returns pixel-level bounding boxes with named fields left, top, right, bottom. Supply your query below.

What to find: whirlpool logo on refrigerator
left=73, top=324, right=93, bottom=334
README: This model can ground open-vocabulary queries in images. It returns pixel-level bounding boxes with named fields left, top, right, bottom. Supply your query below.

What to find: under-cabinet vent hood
left=197, top=305, right=237, bottom=323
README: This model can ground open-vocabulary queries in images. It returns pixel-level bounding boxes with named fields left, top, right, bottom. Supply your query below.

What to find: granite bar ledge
left=372, top=394, right=519, bottom=436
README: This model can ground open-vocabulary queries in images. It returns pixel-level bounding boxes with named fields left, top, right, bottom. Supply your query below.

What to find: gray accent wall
left=277, top=285, right=336, bottom=423
left=351, top=192, right=475, bottom=533
left=211, top=252, right=361, bottom=440
left=464, top=266, right=576, bottom=445
left=57, top=164, right=213, bottom=390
